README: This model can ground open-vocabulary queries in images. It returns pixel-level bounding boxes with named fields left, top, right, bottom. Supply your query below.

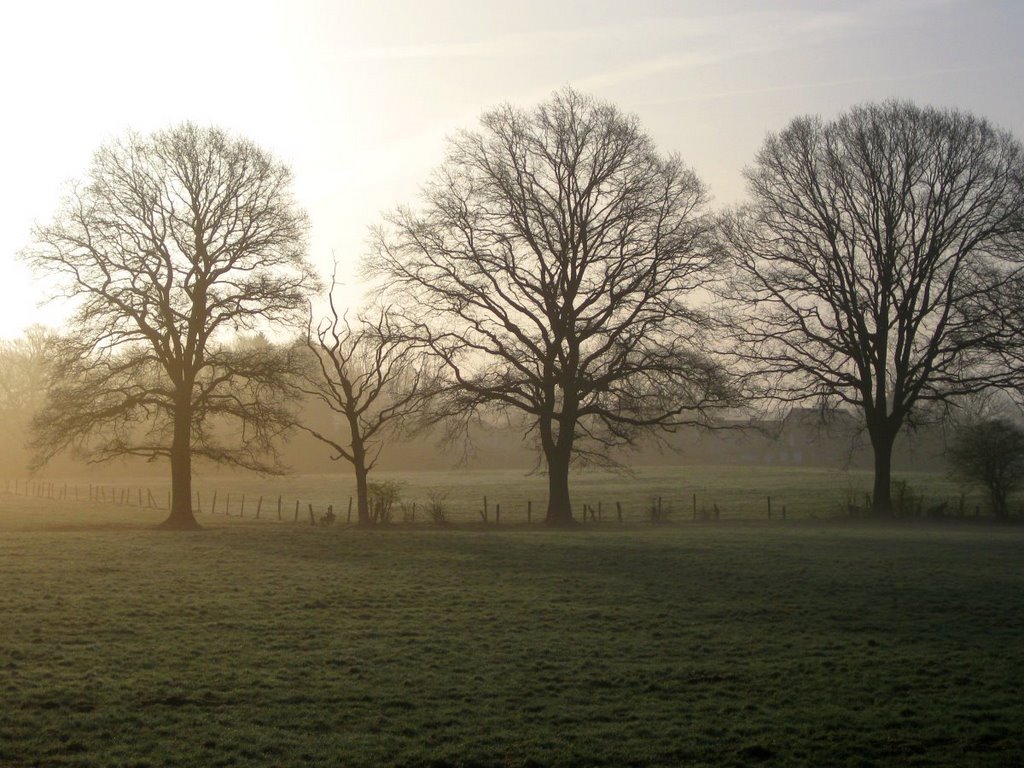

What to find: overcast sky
left=1, top=0, right=1021, bottom=339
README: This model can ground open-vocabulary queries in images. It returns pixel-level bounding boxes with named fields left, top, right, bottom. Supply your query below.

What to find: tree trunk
left=870, top=428, right=895, bottom=517
left=159, top=401, right=199, bottom=530
left=349, top=425, right=373, bottom=527
left=545, top=447, right=574, bottom=526
left=354, top=462, right=371, bottom=526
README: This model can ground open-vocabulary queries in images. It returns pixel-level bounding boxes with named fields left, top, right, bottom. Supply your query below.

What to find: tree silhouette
left=371, top=89, right=733, bottom=525
left=948, top=418, right=1024, bottom=518
left=23, top=123, right=317, bottom=529
left=297, top=267, right=437, bottom=526
left=0, top=326, right=54, bottom=472
left=720, top=102, right=1024, bottom=514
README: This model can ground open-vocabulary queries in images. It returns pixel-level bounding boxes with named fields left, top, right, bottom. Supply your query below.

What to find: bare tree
left=948, top=417, right=1024, bottom=518
left=0, top=326, right=55, bottom=472
left=22, top=123, right=317, bottom=529
left=720, top=101, right=1024, bottom=514
left=296, top=270, right=436, bottom=526
left=370, top=89, right=734, bottom=525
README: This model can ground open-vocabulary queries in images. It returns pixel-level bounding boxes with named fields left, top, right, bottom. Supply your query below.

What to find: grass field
left=2, top=483, right=1023, bottom=767
left=11, top=464, right=1002, bottom=526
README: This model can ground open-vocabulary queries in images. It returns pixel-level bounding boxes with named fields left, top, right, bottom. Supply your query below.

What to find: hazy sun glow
left=1, top=0, right=1022, bottom=339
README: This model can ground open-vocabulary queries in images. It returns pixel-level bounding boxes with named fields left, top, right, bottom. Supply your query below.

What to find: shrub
left=426, top=489, right=451, bottom=526
left=948, top=418, right=1024, bottom=519
left=367, top=480, right=403, bottom=524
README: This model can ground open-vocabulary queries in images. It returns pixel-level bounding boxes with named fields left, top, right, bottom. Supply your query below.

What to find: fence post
left=308, top=503, right=315, bottom=525
left=692, top=493, right=697, bottom=521
left=347, top=496, right=352, bottom=524
left=226, top=493, right=231, bottom=517
left=616, top=501, right=622, bottom=524
left=294, top=499, right=299, bottom=522
left=767, top=495, right=772, bottom=520
left=495, top=503, right=500, bottom=526
left=278, top=495, right=282, bottom=521
left=527, top=500, right=532, bottom=524
left=240, top=494, right=246, bottom=518
left=256, top=496, right=263, bottom=519
left=211, top=490, right=217, bottom=515
left=196, top=491, right=201, bottom=514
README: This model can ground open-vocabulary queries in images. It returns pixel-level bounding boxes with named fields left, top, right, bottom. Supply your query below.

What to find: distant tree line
left=13, top=89, right=1024, bottom=528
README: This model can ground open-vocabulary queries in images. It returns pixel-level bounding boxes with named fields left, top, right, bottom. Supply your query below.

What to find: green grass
left=16, top=464, right=1001, bottom=525
left=1, top=491, right=1022, bottom=767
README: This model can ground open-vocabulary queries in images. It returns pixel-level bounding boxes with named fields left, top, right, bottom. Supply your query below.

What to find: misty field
left=2, top=484, right=1023, bottom=768
left=10, top=464, right=999, bottom=527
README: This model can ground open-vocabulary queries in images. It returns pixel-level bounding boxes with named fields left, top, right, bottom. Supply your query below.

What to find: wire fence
left=3, top=473, right=1002, bottom=527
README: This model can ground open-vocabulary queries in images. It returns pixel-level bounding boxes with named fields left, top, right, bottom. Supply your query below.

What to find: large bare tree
left=23, top=123, right=317, bottom=529
left=296, top=269, right=436, bottom=526
left=371, top=89, right=733, bottom=525
left=720, top=101, right=1024, bottom=514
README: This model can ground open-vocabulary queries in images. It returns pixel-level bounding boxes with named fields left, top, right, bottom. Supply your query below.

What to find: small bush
left=948, top=418, right=1024, bottom=519
left=367, top=480, right=403, bottom=524
left=426, top=489, right=451, bottom=526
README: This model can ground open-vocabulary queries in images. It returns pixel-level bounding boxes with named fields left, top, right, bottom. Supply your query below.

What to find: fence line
left=2, top=476, right=993, bottom=526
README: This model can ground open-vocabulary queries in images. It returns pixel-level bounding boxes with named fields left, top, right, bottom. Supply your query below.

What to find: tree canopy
left=720, top=101, right=1024, bottom=514
left=371, top=88, right=734, bottom=524
left=23, top=123, right=317, bottom=528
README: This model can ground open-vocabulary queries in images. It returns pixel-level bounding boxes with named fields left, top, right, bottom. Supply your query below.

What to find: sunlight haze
left=1, top=0, right=1021, bottom=338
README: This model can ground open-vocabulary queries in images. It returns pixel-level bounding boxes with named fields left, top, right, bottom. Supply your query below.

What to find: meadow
left=1, top=468, right=1022, bottom=767
left=11, top=464, right=998, bottom=526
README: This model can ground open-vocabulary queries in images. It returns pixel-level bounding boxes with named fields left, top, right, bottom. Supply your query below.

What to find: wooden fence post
left=211, top=490, right=218, bottom=515
left=277, top=495, right=282, bottom=521
left=256, top=496, right=263, bottom=520
left=226, top=494, right=231, bottom=517
left=527, top=500, right=532, bottom=524
left=767, top=495, right=772, bottom=520
left=240, top=494, right=246, bottom=517
left=294, top=499, right=299, bottom=522
left=308, top=503, right=315, bottom=525
left=616, top=501, right=622, bottom=524
left=347, top=496, right=352, bottom=524
left=495, top=503, right=500, bottom=526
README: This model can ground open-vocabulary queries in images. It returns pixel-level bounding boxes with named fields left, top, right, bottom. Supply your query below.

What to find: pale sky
left=0, top=0, right=1021, bottom=339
